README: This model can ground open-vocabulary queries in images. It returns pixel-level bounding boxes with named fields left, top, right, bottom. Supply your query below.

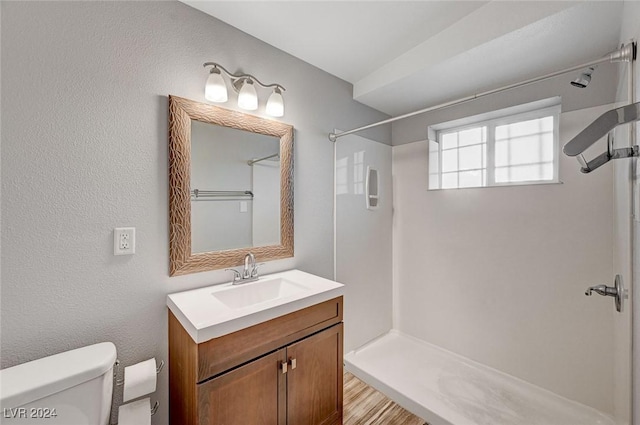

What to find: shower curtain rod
left=328, top=42, right=636, bottom=142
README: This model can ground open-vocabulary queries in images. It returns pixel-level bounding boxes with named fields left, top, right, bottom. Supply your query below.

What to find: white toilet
left=0, top=342, right=117, bottom=425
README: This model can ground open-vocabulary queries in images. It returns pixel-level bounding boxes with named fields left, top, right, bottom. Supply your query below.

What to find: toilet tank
left=0, top=342, right=117, bottom=425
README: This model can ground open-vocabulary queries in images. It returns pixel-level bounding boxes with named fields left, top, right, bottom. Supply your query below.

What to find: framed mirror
left=168, top=95, right=294, bottom=276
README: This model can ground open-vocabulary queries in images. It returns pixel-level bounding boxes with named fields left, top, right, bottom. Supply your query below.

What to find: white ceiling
left=183, top=1, right=626, bottom=117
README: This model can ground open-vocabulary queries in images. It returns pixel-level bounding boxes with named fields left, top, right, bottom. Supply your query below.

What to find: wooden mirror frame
left=168, top=95, right=294, bottom=276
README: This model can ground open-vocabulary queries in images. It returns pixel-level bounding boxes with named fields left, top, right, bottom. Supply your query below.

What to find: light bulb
left=204, top=69, right=228, bottom=103
left=266, top=87, right=284, bottom=117
left=237, top=79, right=258, bottom=111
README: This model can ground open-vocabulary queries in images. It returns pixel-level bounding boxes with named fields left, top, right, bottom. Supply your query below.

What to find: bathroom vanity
left=167, top=270, right=344, bottom=425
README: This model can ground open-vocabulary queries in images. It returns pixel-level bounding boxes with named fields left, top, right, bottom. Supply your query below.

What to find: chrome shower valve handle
left=584, top=274, right=625, bottom=312
left=584, top=284, right=617, bottom=297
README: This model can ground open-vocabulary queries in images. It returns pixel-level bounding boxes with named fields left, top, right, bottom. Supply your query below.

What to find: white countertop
left=167, top=269, right=344, bottom=344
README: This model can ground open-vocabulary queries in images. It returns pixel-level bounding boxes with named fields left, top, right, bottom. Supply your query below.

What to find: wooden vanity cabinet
left=286, top=324, right=343, bottom=425
left=169, top=296, right=343, bottom=425
left=198, top=350, right=284, bottom=425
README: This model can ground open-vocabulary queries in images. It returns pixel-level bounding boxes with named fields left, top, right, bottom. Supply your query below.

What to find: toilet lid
left=0, top=342, right=117, bottom=408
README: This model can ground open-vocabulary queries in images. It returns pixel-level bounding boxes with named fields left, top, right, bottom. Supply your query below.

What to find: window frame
left=429, top=104, right=561, bottom=190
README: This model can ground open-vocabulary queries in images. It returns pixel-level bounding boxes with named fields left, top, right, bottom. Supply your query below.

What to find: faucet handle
left=585, top=285, right=604, bottom=296
left=225, top=268, right=242, bottom=283
left=585, top=284, right=617, bottom=297
left=251, top=263, right=265, bottom=278
left=251, top=262, right=265, bottom=278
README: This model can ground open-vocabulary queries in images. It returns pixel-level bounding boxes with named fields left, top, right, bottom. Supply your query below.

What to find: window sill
left=427, top=180, right=563, bottom=191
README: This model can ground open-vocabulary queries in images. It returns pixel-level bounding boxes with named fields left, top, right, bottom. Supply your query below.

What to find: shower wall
left=612, top=91, right=634, bottom=424
left=335, top=133, right=393, bottom=353
left=616, top=4, right=639, bottom=424
left=391, top=104, right=615, bottom=414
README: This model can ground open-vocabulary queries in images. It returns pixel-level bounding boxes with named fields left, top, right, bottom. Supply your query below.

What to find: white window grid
left=430, top=105, right=560, bottom=190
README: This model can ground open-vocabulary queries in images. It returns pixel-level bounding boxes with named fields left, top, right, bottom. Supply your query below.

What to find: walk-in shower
left=333, top=41, right=637, bottom=425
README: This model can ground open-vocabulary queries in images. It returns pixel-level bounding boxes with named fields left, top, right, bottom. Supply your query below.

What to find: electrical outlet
left=114, top=227, right=136, bottom=255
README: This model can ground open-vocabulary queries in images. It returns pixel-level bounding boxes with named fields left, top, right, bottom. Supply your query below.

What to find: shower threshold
left=344, top=331, right=614, bottom=425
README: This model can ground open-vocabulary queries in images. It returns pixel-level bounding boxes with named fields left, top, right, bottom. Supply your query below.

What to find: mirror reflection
left=190, top=120, right=281, bottom=253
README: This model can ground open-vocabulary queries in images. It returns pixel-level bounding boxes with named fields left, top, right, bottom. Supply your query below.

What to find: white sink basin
left=212, top=278, right=308, bottom=309
left=167, top=270, right=344, bottom=343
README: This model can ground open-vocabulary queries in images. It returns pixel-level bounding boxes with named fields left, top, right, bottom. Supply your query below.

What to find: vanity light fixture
left=203, top=62, right=285, bottom=116
left=237, top=79, right=258, bottom=111
left=204, top=67, right=228, bottom=102
left=266, top=87, right=284, bottom=117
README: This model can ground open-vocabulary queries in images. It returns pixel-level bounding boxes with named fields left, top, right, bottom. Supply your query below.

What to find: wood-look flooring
left=343, top=372, right=427, bottom=425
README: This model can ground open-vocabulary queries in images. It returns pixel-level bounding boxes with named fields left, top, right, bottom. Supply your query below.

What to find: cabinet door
left=286, top=323, right=343, bottom=425
left=197, top=349, right=287, bottom=425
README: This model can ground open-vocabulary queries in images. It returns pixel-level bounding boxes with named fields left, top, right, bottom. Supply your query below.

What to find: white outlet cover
left=114, top=227, right=136, bottom=255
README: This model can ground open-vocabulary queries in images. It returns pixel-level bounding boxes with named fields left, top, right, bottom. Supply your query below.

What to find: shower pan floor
left=344, top=331, right=614, bottom=425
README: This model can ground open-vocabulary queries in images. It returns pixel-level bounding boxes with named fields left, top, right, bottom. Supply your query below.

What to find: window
left=428, top=103, right=560, bottom=190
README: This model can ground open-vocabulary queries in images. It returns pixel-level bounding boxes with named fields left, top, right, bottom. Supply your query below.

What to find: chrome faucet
left=243, top=253, right=256, bottom=279
left=225, top=252, right=260, bottom=285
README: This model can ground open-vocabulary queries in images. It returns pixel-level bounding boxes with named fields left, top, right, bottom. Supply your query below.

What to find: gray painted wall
left=0, top=2, right=389, bottom=423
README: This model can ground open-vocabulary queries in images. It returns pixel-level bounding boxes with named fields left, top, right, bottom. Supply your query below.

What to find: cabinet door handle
left=281, top=361, right=288, bottom=374
left=289, top=358, right=297, bottom=370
